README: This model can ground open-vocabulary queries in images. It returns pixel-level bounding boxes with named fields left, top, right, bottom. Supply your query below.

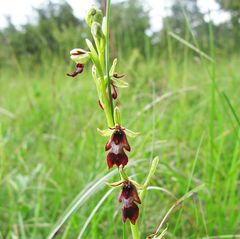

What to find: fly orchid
left=67, top=48, right=90, bottom=77
left=98, top=107, right=139, bottom=169
left=118, top=180, right=141, bottom=224
left=64, top=5, right=160, bottom=238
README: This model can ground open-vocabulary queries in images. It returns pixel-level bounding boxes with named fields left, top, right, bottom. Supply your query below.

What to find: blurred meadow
left=0, top=0, right=240, bottom=238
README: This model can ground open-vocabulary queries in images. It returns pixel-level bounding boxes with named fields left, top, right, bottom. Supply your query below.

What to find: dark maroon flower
left=67, top=63, right=84, bottom=77
left=118, top=181, right=141, bottom=225
left=105, top=125, right=130, bottom=169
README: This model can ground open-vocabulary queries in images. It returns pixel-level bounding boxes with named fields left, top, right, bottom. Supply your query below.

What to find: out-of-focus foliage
left=159, top=0, right=209, bottom=52
left=0, top=1, right=86, bottom=66
left=217, top=0, right=240, bottom=49
left=159, top=0, right=239, bottom=54
left=0, top=0, right=239, bottom=67
left=110, top=0, right=150, bottom=57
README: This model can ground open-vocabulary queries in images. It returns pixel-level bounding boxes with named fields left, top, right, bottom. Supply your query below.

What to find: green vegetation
left=0, top=0, right=239, bottom=238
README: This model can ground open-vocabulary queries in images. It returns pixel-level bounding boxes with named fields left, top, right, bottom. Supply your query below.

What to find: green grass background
left=0, top=41, right=240, bottom=238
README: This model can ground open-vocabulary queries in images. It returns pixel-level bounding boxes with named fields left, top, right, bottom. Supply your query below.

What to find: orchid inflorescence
left=67, top=5, right=159, bottom=236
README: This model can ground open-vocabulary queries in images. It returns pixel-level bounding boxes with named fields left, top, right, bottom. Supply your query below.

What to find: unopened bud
left=114, top=107, right=121, bottom=125
left=86, top=7, right=96, bottom=27
left=93, top=9, right=103, bottom=24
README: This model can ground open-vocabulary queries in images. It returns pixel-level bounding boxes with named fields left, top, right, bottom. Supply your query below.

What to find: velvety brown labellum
left=67, top=63, right=84, bottom=77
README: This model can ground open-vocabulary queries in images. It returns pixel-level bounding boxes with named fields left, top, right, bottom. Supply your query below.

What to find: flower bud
left=86, top=7, right=96, bottom=27
left=114, top=107, right=121, bottom=125
left=91, top=22, right=103, bottom=39
left=93, top=9, right=103, bottom=24
left=70, top=48, right=90, bottom=64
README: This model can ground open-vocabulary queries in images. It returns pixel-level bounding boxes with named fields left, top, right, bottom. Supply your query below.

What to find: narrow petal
left=98, top=100, right=104, bottom=110
left=113, top=73, right=125, bottom=78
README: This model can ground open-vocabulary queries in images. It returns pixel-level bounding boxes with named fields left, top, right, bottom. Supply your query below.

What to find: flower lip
left=105, top=125, right=131, bottom=169
left=67, top=63, right=84, bottom=77
left=118, top=180, right=141, bottom=225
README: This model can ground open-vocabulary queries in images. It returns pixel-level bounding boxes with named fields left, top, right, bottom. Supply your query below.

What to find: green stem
left=105, top=0, right=114, bottom=120
left=100, top=74, right=114, bottom=127
left=130, top=157, right=159, bottom=239
left=90, top=55, right=114, bottom=127
left=130, top=223, right=140, bottom=239
left=104, top=1, right=139, bottom=238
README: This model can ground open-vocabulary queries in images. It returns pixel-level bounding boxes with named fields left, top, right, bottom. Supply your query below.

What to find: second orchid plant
left=67, top=3, right=159, bottom=238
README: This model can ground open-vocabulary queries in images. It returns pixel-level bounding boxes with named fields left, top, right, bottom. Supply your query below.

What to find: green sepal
left=92, top=65, right=97, bottom=80
left=86, top=39, right=98, bottom=56
left=112, top=78, right=129, bottom=88
left=85, top=39, right=100, bottom=67
left=102, top=17, right=107, bottom=37
left=92, top=66, right=102, bottom=100
left=97, top=128, right=113, bottom=137
left=110, top=58, right=117, bottom=76
left=125, top=128, right=140, bottom=138
left=69, top=48, right=90, bottom=64
left=156, top=227, right=168, bottom=239
left=114, top=107, right=121, bottom=125
left=129, top=179, right=144, bottom=190
left=71, top=54, right=90, bottom=64
left=148, top=227, right=168, bottom=239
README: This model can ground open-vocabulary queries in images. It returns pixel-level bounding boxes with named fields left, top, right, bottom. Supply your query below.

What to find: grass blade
left=47, top=159, right=147, bottom=239
left=153, top=184, right=205, bottom=237
left=77, top=188, right=115, bottom=239
left=169, top=32, right=214, bottom=62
